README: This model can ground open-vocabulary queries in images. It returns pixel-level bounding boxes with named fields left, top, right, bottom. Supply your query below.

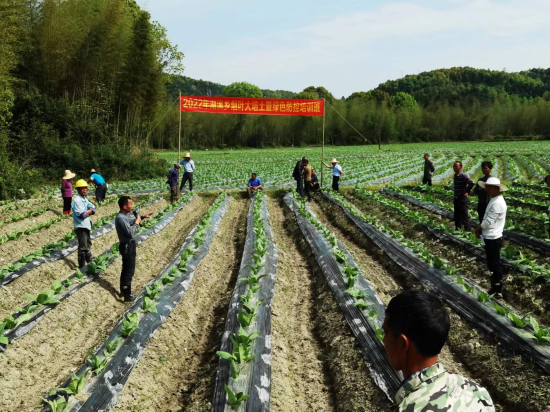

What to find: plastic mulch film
left=211, top=192, right=279, bottom=412
left=0, top=196, right=163, bottom=287
left=41, top=194, right=231, bottom=412
left=382, top=188, right=550, bottom=257
left=325, top=192, right=550, bottom=374
left=284, top=193, right=402, bottom=400
left=0, top=194, right=195, bottom=351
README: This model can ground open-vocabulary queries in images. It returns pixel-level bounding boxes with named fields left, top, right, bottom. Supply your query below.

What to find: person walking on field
left=452, top=161, right=474, bottom=232
left=475, top=178, right=508, bottom=300
left=71, top=180, right=96, bottom=268
left=247, top=173, right=263, bottom=197
left=179, top=152, right=195, bottom=192
left=322, top=158, right=343, bottom=192
left=422, top=153, right=435, bottom=186
left=61, top=170, right=75, bottom=215
left=167, top=163, right=180, bottom=204
left=302, top=158, right=313, bottom=200
left=473, top=161, right=493, bottom=223
left=115, top=196, right=153, bottom=302
left=292, top=157, right=306, bottom=197
left=90, top=169, right=107, bottom=203
left=383, top=290, right=495, bottom=411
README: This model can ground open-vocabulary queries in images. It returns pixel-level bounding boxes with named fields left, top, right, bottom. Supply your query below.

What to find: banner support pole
left=178, top=94, right=182, bottom=197
left=321, top=98, right=326, bottom=188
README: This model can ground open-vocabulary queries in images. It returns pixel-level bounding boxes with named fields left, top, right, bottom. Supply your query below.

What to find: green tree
left=223, top=82, right=263, bottom=98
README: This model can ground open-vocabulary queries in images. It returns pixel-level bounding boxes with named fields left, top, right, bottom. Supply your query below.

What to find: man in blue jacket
left=71, top=179, right=96, bottom=268
left=167, top=163, right=180, bottom=203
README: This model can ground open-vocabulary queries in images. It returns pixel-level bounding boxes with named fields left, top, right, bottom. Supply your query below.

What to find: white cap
left=478, top=177, right=508, bottom=192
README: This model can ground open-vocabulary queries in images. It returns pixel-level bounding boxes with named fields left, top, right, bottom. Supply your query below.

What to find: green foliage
left=88, top=350, right=108, bottom=375
left=121, top=312, right=139, bottom=338
left=43, top=397, right=67, bottom=412
left=224, top=385, right=249, bottom=408
left=223, top=82, right=263, bottom=98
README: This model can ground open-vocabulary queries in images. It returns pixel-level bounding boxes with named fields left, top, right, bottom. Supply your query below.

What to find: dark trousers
left=170, top=185, right=178, bottom=203
left=454, top=196, right=471, bottom=232
left=477, top=205, right=488, bottom=224
left=76, top=228, right=92, bottom=268
left=484, top=237, right=503, bottom=295
left=332, top=176, right=340, bottom=192
left=120, top=240, right=136, bottom=296
left=296, top=178, right=304, bottom=197
left=304, top=180, right=312, bottom=200
left=180, top=172, right=193, bottom=191
left=422, top=176, right=432, bottom=186
left=62, top=197, right=72, bottom=214
left=95, top=184, right=107, bottom=203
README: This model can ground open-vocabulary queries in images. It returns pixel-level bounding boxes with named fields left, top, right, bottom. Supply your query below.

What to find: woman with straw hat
left=61, top=170, right=76, bottom=215
left=322, top=158, right=343, bottom=192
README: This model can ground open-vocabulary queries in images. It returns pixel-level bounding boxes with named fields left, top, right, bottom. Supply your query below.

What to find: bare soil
left=114, top=197, right=248, bottom=412
left=0, top=199, right=169, bottom=321
left=0, top=199, right=62, bottom=236
left=0, top=196, right=209, bottom=412
left=315, top=193, right=550, bottom=412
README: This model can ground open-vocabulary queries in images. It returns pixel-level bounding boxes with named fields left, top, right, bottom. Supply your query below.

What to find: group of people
left=293, top=157, right=343, bottom=200
left=61, top=169, right=108, bottom=214
left=167, top=152, right=195, bottom=203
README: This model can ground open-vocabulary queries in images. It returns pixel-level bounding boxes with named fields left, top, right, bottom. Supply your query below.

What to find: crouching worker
left=72, top=180, right=95, bottom=268
left=383, top=290, right=495, bottom=411
left=115, top=196, right=153, bottom=302
left=247, top=173, right=263, bottom=197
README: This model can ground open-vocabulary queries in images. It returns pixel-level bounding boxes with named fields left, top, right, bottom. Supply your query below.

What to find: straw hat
left=62, top=170, right=76, bottom=180
left=91, top=169, right=96, bottom=173
left=331, top=158, right=338, bottom=163
left=478, top=177, right=508, bottom=192
left=184, top=152, right=191, bottom=158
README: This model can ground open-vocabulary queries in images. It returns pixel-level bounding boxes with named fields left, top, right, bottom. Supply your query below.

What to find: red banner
left=180, top=95, right=324, bottom=116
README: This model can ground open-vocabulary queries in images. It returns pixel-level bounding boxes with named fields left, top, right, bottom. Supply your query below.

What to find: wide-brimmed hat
left=331, top=158, right=338, bottom=163
left=62, top=170, right=76, bottom=180
left=478, top=177, right=508, bottom=192
left=91, top=169, right=96, bottom=173
left=184, top=152, right=191, bottom=158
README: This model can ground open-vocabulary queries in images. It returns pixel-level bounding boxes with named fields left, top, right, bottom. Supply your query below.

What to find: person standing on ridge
left=167, top=163, right=180, bottom=203
left=61, top=170, right=75, bottom=215
left=293, top=157, right=306, bottom=197
left=473, top=161, right=493, bottom=223
left=115, top=196, right=153, bottom=302
left=179, top=152, right=195, bottom=192
left=90, top=169, right=108, bottom=203
left=71, top=180, right=96, bottom=268
left=475, top=177, right=508, bottom=300
left=322, top=158, right=343, bottom=192
left=452, top=161, right=474, bottom=232
left=302, top=158, right=313, bottom=201
left=422, top=154, right=435, bottom=186
left=383, top=290, right=495, bottom=411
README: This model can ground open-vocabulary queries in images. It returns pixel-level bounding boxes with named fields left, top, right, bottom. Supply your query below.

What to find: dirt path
left=0, top=196, right=131, bottom=264
left=0, top=196, right=210, bottom=412
left=113, top=197, right=248, bottom=412
left=313, top=194, right=550, bottom=412
left=0, top=199, right=169, bottom=320
left=267, top=197, right=335, bottom=412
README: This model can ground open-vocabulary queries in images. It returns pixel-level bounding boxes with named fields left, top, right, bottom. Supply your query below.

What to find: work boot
left=78, top=252, right=86, bottom=269
left=120, top=284, right=133, bottom=301
left=493, top=281, right=504, bottom=301
left=124, top=294, right=135, bottom=302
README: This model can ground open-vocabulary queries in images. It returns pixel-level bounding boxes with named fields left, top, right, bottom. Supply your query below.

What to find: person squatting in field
left=247, top=173, right=263, bottom=197
left=115, top=196, right=153, bottom=302
left=167, top=163, right=180, bottom=203
left=475, top=177, right=508, bottom=300
left=90, top=169, right=108, bottom=203
left=71, top=179, right=95, bottom=268
left=383, top=290, right=495, bottom=412
left=452, top=161, right=475, bottom=232
left=322, top=158, right=343, bottom=192
left=179, top=152, right=195, bottom=192
left=422, top=153, right=434, bottom=186
left=473, top=161, right=493, bottom=223
left=310, top=169, right=320, bottom=191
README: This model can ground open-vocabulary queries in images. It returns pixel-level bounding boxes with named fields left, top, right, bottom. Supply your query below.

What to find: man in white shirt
left=474, top=177, right=507, bottom=300
left=322, top=158, right=343, bottom=192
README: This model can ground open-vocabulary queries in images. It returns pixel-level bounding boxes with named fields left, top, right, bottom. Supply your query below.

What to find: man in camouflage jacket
left=383, top=290, right=495, bottom=412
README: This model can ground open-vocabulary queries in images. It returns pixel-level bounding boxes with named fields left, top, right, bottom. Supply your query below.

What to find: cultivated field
left=1, top=141, right=550, bottom=411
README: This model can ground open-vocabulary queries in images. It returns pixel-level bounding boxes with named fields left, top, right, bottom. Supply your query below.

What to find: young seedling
left=477, top=291, right=494, bottom=303
left=142, top=297, right=158, bottom=313
left=88, top=350, right=108, bottom=375
left=61, top=372, right=86, bottom=395
left=345, top=288, right=367, bottom=299
left=432, top=256, right=448, bottom=270
left=375, top=327, right=385, bottom=342
left=0, top=323, right=9, bottom=345
left=332, top=247, right=346, bottom=263
left=161, top=272, right=176, bottom=286
left=445, top=266, right=460, bottom=276
left=353, top=299, right=370, bottom=310
left=23, top=288, right=60, bottom=306
left=492, top=302, right=511, bottom=317
left=237, top=301, right=262, bottom=328
left=74, top=268, right=85, bottom=283
left=225, top=385, right=249, bottom=408
left=104, top=338, right=122, bottom=357
left=43, top=397, right=67, bottom=412
left=121, top=312, right=139, bottom=337
left=508, top=312, right=530, bottom=329
left=51, top=279, right=64, bottom=294
left=529, top=318, right=550, bottom=344
left=145, top=281, right=163, bottom=300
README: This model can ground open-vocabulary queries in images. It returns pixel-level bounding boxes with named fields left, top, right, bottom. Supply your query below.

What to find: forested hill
left=373, top=67, right=550, bottom=105
left=167, top=76, right=297, bottom=99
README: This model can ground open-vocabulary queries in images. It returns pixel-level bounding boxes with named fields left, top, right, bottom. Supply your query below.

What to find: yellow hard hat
left=75, top=179, right=88, bottom=188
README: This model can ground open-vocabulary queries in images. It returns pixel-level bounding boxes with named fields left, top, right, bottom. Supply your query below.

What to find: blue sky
left=136, top=0, right=550, bottom=97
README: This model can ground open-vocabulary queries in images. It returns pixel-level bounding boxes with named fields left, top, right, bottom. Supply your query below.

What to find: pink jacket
left=61, top=179, right=73, bottom=198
